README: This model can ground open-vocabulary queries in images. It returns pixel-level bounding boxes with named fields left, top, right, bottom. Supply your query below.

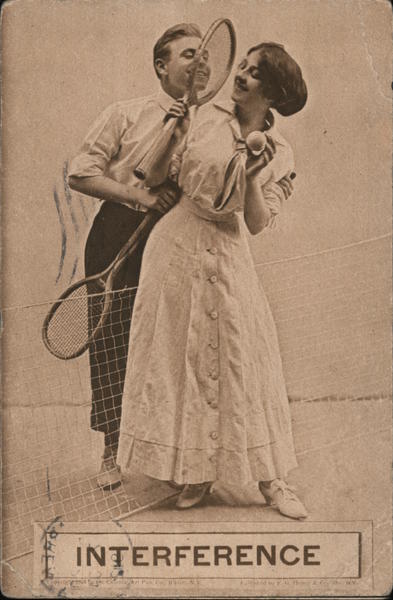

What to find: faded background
left=1, top=0, right=392, bottom=597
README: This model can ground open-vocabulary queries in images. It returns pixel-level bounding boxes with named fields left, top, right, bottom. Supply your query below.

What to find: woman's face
left=231, top=50, right=269, bottom=109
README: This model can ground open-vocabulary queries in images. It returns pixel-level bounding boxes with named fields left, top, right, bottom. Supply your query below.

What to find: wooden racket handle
left=134, top=117, right=178, bottom=186
left=111, top=211, right=159, bottom=266
left=92, top=210, right=161, bottom=343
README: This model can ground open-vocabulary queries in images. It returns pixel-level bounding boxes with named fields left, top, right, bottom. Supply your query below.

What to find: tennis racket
left=42, top=211, right=160, bottom=360
left=134, top=18, right=236, bottom=186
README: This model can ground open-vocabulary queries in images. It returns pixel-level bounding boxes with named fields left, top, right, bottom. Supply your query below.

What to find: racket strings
left=192, top=20, right=236, bottom=106
left=44, top=287, right=137, bottom=359
left=45, top=284, right=95, bottom=357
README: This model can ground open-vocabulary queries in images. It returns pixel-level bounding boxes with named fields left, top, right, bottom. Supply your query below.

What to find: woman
left=117, top=42, right=308, bottom=518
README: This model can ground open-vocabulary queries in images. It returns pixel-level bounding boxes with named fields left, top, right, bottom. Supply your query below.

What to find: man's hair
left=153, top=23, right=202, bottom=78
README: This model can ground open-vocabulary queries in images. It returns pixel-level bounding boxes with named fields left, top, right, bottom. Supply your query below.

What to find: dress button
left=210, top=401, right=218, bottom=409
left=209, top=454, right=216, bottom=463
left=209, top=275, right=218, bottom=284
left=210, top=311, right=218, bottom=320
left=208, top=247, right=218, bottom=255
left=209, top=341, right=219, bottom=349
left=210, top=431, right=218, bottom=440
left=209, top=370, right=219, bottom=380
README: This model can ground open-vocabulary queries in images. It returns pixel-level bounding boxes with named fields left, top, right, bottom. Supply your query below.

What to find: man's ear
left=154, top=58, right=167, bottom=78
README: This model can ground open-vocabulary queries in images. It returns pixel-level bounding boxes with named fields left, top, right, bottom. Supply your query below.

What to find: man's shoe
left=97, top=456, right=122, bottom=491
left=259, top=479, right=308, bottom=520
left=176, top=482, right=212, bottom=509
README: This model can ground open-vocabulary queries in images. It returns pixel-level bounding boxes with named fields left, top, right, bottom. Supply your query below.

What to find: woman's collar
left=213, top=100, right=275, bottom=135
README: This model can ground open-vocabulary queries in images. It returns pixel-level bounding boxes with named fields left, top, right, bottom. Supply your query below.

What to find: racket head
left=42, top=280, right=105, bottom=360
left=187, top=18, right=236, bottom=107
left=42, top=213, right=158, bottom=360
left=133, top=19, right=236, bottom=184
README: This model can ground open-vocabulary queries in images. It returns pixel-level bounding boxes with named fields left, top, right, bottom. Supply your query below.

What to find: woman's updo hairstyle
left=248, top=42, right=307, bottom=116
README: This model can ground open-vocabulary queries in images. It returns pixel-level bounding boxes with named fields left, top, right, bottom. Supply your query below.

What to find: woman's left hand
left=245, top=134, right=276, bottom=180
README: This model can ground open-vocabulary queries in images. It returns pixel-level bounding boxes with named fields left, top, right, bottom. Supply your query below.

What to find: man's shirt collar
left=157, top=88, right=176, bottom=112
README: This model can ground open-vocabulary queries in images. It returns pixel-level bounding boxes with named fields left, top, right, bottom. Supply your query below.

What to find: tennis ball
left=246, top=131, right=266, bottom=156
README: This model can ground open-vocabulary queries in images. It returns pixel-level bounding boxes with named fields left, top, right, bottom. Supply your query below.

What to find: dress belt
left=179, top=193, right=238, bottom=223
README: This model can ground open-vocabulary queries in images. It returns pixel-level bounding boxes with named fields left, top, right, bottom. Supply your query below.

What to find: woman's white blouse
left=177, top=101, right=294, bottom=222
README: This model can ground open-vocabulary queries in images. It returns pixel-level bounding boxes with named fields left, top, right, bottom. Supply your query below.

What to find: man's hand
left=262, top=173, right=295, bottom=218
left=245, top=135, right=277, bottom=180
left=136, top=181, right=180, bottom=214
left=277, top=173, right=295, bottom=200
left=165, top=99, right=190, bottom=143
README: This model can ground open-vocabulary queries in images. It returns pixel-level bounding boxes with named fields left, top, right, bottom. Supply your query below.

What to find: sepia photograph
left=1, top=0, right=392, bottom=597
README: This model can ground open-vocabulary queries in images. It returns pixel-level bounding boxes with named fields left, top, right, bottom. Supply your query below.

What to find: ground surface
left=2, top=397, right=391, bottom=598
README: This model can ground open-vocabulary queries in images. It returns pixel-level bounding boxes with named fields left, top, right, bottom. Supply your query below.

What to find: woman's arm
left=244, top=175, right=295, bottom=235
left=243, top=135, right=277, bottom=235
left=243, top=178, right=273, bottom=235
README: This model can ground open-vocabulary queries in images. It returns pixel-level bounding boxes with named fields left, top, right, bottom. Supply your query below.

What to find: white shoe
left=259, top=479, right=308, bottom=520
left=97, top=456, right=122, bottom=491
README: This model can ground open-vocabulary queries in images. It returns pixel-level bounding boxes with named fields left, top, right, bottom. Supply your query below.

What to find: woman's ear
left=154, top=58, right=167, bottom=79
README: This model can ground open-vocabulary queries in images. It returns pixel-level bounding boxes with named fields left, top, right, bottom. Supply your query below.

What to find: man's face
left=157, top=36, right=210, bottom=99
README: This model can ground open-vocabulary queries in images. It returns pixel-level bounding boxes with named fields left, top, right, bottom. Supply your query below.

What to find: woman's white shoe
left=259, top=479, right=308, bottom=520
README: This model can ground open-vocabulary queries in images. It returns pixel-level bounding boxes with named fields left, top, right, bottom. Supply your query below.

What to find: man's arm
left=67, top=102, right=178, bottom=213
left=68, top=175, right=178, bottom=214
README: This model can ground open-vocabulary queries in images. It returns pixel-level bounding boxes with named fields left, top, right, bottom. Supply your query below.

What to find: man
left=68, top=22, right=293, bottom=492
left=68, top=23, right=204, bottom=491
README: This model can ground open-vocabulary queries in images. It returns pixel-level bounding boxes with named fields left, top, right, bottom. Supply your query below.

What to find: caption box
left=33, top=520, right=373, bottom=597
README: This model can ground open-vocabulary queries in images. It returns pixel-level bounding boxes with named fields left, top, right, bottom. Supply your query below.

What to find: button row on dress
left=206, top=396, right=218, bottom=409
left=209, top=368, right=219, bottom=380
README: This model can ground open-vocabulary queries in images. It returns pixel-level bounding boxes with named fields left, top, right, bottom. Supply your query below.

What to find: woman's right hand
left=245, top=134, right=276, bottom=180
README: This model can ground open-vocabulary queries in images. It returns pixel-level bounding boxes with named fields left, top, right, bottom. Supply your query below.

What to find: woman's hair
left=153, top=23, right=202, bottom=79
left=248, top=42, right=307, bottom=116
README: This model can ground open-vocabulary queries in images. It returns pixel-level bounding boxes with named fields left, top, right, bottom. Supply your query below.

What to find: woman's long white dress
left=117, top=102, right=298, bottom=486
